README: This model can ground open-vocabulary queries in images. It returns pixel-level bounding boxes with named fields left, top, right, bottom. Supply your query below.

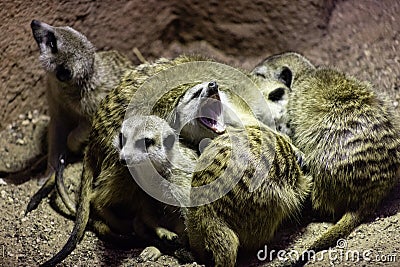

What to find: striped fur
left=187, top=125, right=311, bottom=266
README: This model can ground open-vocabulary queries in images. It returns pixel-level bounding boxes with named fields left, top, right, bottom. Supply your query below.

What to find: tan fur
left=40, top=55, right=232, bottom=266
left=254, top=52, right=400, bottom=266
left=186, top=125, right=311, bottom=266
left=30, top=20, right=132, bottom=187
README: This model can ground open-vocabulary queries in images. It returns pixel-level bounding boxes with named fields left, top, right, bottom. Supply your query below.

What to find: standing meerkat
left=254, top=52, right=400, bottom=266
left=30, top=19, right=133, bottom=183
left=185, top=124, right=311, bottom=267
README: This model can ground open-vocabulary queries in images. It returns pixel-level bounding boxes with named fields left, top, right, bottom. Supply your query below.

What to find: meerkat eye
left=55, top=65, right=72, bottom=82
left=119, top=132, right=126, bottom=149
left=189, top=88, right=203, bottom=101
left=136, top=137, right=155, bottom=150
left=163, top=134, right=175, bottom=150
left=254, top=69, right=267, bottom=79
left=268, top=87, right=286, bottom=102
left=144, top=138, right=155, bottom=148
left=46, top=32, right=58, bottom=53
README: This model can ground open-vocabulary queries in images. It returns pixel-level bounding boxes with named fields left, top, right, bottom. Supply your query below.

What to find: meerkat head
left=252, top=52, right=315, bottom=89
left=114, top=115, right=177, bottom=171
left=31, top=20, right=95, bottom=84
left=171, top=81, right=226, bottom=148
left=252, top=78, right=292, bottom=135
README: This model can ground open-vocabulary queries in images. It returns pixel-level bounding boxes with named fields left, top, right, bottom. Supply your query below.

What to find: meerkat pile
left=253, top=52, right=400, bottom=266
left=39, top=55, right=237, bottom=266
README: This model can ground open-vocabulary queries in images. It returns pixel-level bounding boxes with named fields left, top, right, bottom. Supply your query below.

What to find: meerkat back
left=289, top=68, right=400, bottom=215
left=253, top=52, right=400, bottom=266
left=186, top=125, right=311, bottom=266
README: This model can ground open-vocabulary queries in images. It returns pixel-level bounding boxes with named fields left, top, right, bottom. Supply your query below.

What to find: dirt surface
left=1, top=0, right=400, bottom=266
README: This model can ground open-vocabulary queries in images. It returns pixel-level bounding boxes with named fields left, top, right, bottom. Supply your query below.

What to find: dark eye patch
left=268, top=87, right=286, bottom=102
left=46, top=32, right=58, bottom=53
left=189, top=88, right=203, bottom=101
left=144, top=138, right=155, bottom=148
left=278, top=67, right=293, bottom=88
left=163, top=134, right=175, bottom=150
left=55, top=65, right=72, bottom=82
left=135, top=137, right=155, bottom=150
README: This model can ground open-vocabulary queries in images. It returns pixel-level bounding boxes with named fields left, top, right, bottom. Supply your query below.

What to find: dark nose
left=31, top=20, right=41, bottom=29
left=207, top=81, right=218, bottom=94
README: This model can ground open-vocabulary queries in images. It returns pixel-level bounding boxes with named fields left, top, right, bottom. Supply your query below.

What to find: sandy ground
left=1, top=0, right=400, bottom=266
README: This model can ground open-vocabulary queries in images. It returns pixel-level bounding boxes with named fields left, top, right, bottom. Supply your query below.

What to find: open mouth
left=198, top=92, right=226, bottom=134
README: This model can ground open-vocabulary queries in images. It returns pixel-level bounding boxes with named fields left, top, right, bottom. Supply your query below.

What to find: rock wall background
left=1, top=0, right=336, bottom=128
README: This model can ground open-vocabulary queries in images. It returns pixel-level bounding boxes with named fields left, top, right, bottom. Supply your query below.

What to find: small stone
left=27, top=111, right=33, bottom=120
left=0, top=179, right=7, bottom=185
left=21, top=120, right=30, bottom=126
left=5, top=163, right=11, bottom=169
left=1, top=190, right=6, bottom=198
left=18, top=114, right=25, bottom=120
left=393, top=101, right=398, bottom=108
left=16, top=139, right=25, bottom=145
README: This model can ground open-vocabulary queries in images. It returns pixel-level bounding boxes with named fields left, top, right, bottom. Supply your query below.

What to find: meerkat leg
left=204, top=222, right=239, bottom=267
left=188, top=213, right=239, bottom=267
left=134, top=213, right=182, bottom=262
left=67, top=120, right=91, bottom=154
left=43, top=116, right=69, bottom=184
left=90, top=218, right=138, bottom=247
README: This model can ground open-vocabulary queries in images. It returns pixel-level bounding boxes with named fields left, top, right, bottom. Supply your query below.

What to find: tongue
left=200, top=117, right=225, bottom=133
left=199, top=99, right=225, bottom=134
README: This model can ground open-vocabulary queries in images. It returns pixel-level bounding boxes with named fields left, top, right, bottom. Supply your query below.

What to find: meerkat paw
left=155, top=227, right=178, bottom=241
left=139, top=246, right=162, bottom=262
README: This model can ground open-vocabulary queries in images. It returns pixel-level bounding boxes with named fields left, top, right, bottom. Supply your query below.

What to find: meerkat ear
left=277, top=67, right=293, bottom=88
left=268, top=87, right=286, bottom=102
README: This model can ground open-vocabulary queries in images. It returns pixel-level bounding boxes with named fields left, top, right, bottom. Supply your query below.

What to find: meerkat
left=185, top=124, right=311, bottom=267
left=114, top=115, right=197, bottom=261
left=252, top=52, right=315, bottom=88
left=254, top=52, right=400, bottom=266
left=30, top=19, right=133, bottom=185
left=39, top=55, right=233, bottom=266
left=251, top=52, right=315, bottom=137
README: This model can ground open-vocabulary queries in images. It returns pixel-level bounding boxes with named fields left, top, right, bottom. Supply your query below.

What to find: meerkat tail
left=293, top=211, right=363, bottom=267
left=40, top=160, right=93, bottom=267
left=55, top=155, right=77, bottom=215
left=25, top=172, right=56, bottom=214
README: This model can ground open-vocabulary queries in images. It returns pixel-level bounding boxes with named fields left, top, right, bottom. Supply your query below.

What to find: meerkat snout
left=206, top=81, right=218, bottom=95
